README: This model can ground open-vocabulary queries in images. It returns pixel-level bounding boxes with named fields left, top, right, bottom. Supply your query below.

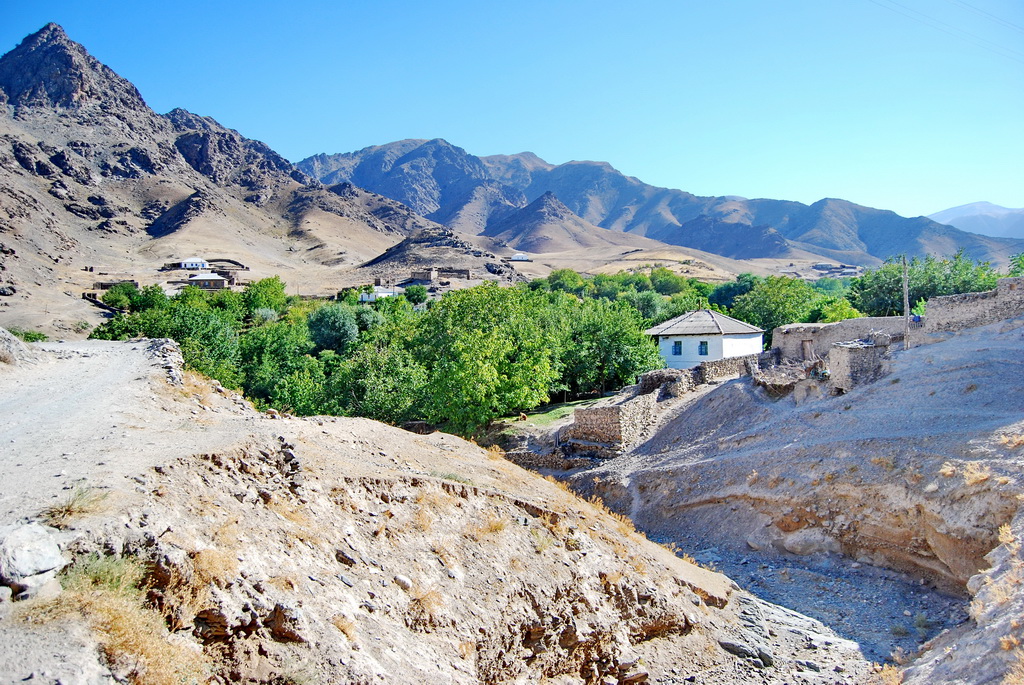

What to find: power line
left=865, top=0, right=1024, bottom=65
left=945, top=0, right=1024, bottom=35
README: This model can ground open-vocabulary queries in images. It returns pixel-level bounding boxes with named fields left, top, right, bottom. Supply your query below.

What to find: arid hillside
left=558, top=314, right=1024, bottom=684
left=0, top=329, right=879, bottom=684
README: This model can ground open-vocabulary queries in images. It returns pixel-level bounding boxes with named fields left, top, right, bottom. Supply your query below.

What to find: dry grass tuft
left=331, top=614, right=357, bottom=641
left=874, top=663, right=903, bottom=684
left=464, top=512, right=507, bottom=541
left=1004, top=648, right=1024, bottom=684
left=18, top=554, right=206, bottom=685
left=530, top=527, right=554, bottom=553
left=408, top=586, right=444, bottom=630
left=1002, top=635, right=1021, bottom=651
left=458, top=640, right=476, bottom=660
left=939, top=462, right=957, bottom=478
left=871, top=456, right=896, bottom=471
left=964, top=462, right=993, bottom=486
left=191, top=548, right=238, bottom=589
left=40, top=486, right=109, bottom=528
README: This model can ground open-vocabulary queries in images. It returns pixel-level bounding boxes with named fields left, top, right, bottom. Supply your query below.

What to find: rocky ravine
left=564, top=316, right=1024, bottom=684
left=0, top=329, right=877, bottom=684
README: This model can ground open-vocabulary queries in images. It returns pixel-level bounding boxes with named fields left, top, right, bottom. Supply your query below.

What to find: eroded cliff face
left=564, top=316, right=1024, bottom=683
left=0, top=335, right=874, bottom=684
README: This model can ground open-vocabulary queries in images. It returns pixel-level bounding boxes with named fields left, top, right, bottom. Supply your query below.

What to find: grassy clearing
left=503, top=398, right=603, bottom=428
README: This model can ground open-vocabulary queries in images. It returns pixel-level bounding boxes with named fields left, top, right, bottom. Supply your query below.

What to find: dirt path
left=0, top=339, right=260, bottom=524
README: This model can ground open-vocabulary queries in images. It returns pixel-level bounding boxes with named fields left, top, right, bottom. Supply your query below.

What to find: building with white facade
left=645, top=310, right=763, bottom=369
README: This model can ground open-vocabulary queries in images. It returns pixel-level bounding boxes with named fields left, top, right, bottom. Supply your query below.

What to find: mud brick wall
left=829, top=343, right=890, bottom=393
left=924, top=278, right=1024, bottom=333
left=773, top=317, right=905, bottom=361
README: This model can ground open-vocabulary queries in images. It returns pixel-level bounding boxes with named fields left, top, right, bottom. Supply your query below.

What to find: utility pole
left=902, top=256, right=911, bottom=350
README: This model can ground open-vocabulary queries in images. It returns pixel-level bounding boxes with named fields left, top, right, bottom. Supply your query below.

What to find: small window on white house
left=672, top=340, right=682, bottom=356
left=698, top=340, right=709, bottom=356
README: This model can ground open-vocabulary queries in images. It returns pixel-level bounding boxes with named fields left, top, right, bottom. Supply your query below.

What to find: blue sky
left=2, top=0, right=1022, bottom=218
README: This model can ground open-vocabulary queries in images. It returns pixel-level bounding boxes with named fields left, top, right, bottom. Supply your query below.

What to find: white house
left=510, top=253, right=532, bottom=262
left=645, top=310, right=763, bottom=369
left=359, top=285, right=404, bottom=303
left=180, top=257, right=209, bottom=270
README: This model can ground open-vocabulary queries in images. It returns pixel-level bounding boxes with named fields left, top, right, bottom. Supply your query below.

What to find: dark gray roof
left=644, top=310, right=763, bottom=336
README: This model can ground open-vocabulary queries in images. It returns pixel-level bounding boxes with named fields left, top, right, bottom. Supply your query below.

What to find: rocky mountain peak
left=0, top=23, right=148, bottom=113
left=524, top=190, right=573, bottom=221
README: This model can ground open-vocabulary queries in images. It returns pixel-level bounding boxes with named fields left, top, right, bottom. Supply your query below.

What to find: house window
left=672, top=340, right=682, bottom=356
left=698, top=340, right=709, bottom=356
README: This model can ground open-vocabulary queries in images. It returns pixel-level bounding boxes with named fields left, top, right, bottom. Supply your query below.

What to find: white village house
left=645, top=310, right=763, bottom=369
left=180, top=257, right=209, bottom=270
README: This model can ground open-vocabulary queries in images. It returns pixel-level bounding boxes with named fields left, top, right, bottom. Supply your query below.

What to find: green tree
left=1008, top=253, right=1024, bottom=277
left=329, top=342, right=427, bottom=424
left=709, top=273, right=763, bottom=309
left=238, top=321, right=314, bottom=402
left=731, top=276, right=822, bottom=344
left=415, top=284, right=558, bottom=435
left=307, top=304, right=359, bottom=354
left=807, top=297, right=862, bottom=323
left=101, top=282, right=140, bottom=310
left=243, top=276, right=288, bottom=315
left=547, top=269, right=590, bottom=297
left=404, top=284, right=428, bottom=305
left=617, top=289, right=665, bottom=321
left=849, top=252, right=1000, bottom=316
left=559, top=298, right=662, bottom=395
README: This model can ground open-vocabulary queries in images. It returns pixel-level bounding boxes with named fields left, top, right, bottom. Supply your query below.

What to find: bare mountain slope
left=482, top=191, right=672, bottom=254
left=0, top=25, right=437, bottom=334
left=0, top=334, right=875, bottom=683
left=300, top=139, right=1024, bottom=266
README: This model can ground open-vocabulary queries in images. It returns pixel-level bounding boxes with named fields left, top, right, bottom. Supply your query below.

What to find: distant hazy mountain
left=300, top=140, right=1024, bottom=266
left=929, top=202, right=1024, bottom=240
left=0, top=24, right=443, bottom=324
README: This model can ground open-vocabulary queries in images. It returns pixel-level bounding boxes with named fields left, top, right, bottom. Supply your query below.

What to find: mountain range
left=0, top=23, right=1019, bottom=335
left=928, top=202, right=1024, bottom=241
left=299, top=140, right=1023, bottom=266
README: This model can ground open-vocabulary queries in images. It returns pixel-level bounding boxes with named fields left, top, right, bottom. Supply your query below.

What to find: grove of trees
left=89, top=252, right=1018, bottom=434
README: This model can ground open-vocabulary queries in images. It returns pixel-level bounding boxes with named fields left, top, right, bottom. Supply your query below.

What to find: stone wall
left=923, top=277, right=1024, bottom=334
left=563, top=355, right=768, bottom=457
left=773, top=317, right=905, bottom=361
left=828, top=342, right=891, bottom=393
left=564, top=391, right=658, bottom=453
left=697, top=353, right=762, bottom=383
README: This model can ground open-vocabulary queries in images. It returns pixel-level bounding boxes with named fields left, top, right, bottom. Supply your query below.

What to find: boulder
left=0, top=523, right=68, bottom=584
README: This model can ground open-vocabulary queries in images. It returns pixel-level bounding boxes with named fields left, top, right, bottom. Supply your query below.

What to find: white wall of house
left=656, top=332, right=763, bottom=369
left=722, top=333, right=764, bottom=358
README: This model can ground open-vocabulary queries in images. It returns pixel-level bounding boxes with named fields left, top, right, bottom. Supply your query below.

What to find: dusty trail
left=0, top=338, right=260, bottom=523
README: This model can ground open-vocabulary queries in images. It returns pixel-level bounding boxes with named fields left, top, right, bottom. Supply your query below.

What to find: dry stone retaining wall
left=565, top=355, right=766, bottom=457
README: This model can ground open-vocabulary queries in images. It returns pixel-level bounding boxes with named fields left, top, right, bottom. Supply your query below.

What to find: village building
left=359, top=284, right=405, bottom=303
left=180, top=257, right=209, bottom=270
left=510, top=253, right=531, bottom=262
left=645, top=310, right=763, bottom=369
left=187, top=273, right=228, bottom=290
